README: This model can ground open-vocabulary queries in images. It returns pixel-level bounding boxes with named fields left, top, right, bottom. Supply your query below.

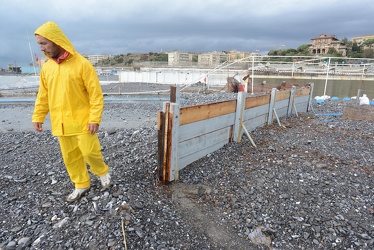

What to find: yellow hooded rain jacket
left=32, top=22, right=104, bottom=136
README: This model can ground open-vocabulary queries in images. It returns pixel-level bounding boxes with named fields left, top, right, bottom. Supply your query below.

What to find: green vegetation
left=95, top=52, right=168, bottom=67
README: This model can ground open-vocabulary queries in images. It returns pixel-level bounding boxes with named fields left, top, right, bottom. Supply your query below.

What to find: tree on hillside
left=362, top=39, right=374, bottom=49
left=342, top=37, right=350, bottom=46
left=347, top=41, right=362, bottom=58
left=151, top=53, right=168, bottom=61
left=125, top=59, right=134, bottom=66
left=267, top=49, right=279, bottom=56
left=268, top=44, right=310, bottom=58
left=297, top=44, right=310, bottom=56
left=363, top=49, right=374, bottom=58
left=113, top=55, right=124, bottom=64
left=326, top=47, right=343, bottom=57
left=352, top=41, right=361, bottom=53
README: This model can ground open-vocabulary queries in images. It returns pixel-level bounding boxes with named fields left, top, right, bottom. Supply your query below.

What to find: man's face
left=35, top=35, right=63, bottom=59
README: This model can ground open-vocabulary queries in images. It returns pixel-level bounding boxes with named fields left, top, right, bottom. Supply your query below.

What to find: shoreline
left=0, top=102, right=162, bottom=133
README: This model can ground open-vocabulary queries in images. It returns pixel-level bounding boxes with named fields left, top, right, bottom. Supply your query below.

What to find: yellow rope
left=121, top=219, right=127, bottom=250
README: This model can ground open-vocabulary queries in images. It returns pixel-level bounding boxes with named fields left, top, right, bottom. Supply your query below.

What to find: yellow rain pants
left=58, top=133, right=108, bottom=189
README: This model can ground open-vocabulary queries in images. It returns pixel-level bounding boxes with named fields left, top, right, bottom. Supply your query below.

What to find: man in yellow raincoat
left=32, top=21, right=111, bottom=202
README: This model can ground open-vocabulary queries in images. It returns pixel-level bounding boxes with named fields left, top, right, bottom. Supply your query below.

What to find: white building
left=168, top=51, right=195, bottom=66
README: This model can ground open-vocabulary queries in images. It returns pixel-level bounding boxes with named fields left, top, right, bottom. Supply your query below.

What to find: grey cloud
left=1, top=0, right=374, bottom=68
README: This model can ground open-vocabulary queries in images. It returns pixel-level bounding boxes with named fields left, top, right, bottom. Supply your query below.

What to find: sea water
left=0, top=75, right=40, bottom=91
left=0, top=74, right=119, bottom=91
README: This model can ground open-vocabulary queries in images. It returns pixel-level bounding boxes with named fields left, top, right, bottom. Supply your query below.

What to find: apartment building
left=83, top=54, right=111, bottom=65
left=198, top=51, right=228, bottom=66
left=168, top=51, right=195, bottom=66
left=227, top=50, right=252, bottom=61
left=352, top=35, right=374, bottom=49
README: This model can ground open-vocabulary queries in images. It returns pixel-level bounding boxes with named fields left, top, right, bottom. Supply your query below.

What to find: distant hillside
left=96, top=52, right=168, bottom=67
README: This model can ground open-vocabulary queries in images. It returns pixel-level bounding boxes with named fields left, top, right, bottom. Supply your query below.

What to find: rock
left=248, top=227, right=272, bottom=247
left=6, top=241, right=16, bottom=250
left=17, top=237, right=31, bottom=248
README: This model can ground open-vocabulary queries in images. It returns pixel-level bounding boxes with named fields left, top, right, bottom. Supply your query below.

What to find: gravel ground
left=0, top=83, right=373, bottom=249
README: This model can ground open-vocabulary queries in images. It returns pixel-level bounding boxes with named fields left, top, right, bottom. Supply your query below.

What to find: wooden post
left=233, top=91, right=246, bottom=142
left=157, top=102, right=171, bottom=184
left=170, top=86, right=177, bottom=103
left=169, top=103, right=180, bottom=181
left=267, top=88, right=277, bottom=125
left=172, top=85, right=181, bottom=104
left=287, top=86, right=296, bottom=117
left=356, top=89, right=361, bottom=105
left=307, top=82, right=314, bottom=112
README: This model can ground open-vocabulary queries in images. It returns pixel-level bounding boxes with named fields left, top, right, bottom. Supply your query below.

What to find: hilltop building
left=308, top=34, right=347, bottom=56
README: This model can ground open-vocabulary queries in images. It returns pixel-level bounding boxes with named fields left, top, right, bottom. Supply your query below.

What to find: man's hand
left=33, top=122, right=43, bottom=133
left=88, top=123, right=99, bottom=135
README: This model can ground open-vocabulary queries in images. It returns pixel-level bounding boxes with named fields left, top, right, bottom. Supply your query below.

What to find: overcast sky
left=1, top=0, right=373, bottom=68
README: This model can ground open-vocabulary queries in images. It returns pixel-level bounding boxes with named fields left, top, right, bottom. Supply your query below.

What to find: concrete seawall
left=119, top=69, right=374, bottom=99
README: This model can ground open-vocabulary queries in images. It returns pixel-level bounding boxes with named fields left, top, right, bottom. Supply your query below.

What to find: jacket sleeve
left=83, top=62, right=104, bottom=125
left=32, top=72, right=49, bottom=123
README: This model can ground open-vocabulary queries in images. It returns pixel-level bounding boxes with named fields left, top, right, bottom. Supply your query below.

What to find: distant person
left=32, top=21, right=111, bottom=202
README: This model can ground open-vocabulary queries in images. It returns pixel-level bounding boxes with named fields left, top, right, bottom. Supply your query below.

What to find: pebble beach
left=0, top=83, right=373, bottom=249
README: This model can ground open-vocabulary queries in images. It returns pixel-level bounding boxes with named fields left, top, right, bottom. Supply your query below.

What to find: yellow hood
left=34, top=21, right=76, bottom=58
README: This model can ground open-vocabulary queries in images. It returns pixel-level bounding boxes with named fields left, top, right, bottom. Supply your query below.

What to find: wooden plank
left=243, top=105, right=269, bottom=121
left=295, top=96, right=310, bottom=113
left=295, top=95, right=310, bottom=104
left=179, top=100, right=237, bottom=125
left=275, top=106, right=288, bottom=118
left=178, top=127, right=231, bottom=159
left=296, top=102, right=308, bottom=113
left=162, top=103, right=170, bottom=183
left=178, top=128, right=230, bottom=170
left=243, top=114, right=268, bottom=132
left=275, top=99, right=289, bottom=110
left=274, top=98, right=289, bottom=118
left=178, top=113, right=236, bottom=142
left=296, top=87, right=311, bottom=97
left=157, top=111, right=165, bottom=181
left=275, top=90, right=291, bottom=101
left=245, top=94, right=271, bottom=109
left=178, top=140, right=228, bottom=171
